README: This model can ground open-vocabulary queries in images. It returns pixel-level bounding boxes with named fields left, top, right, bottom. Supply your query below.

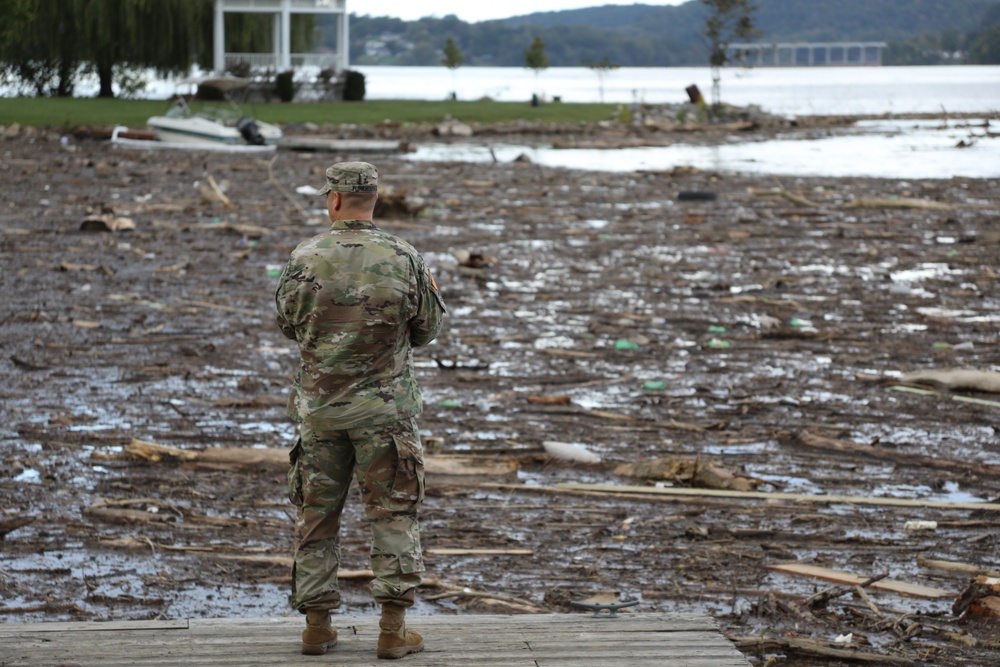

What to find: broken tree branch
left=747, top=182, right=819, bottom=208
left=206, top=174, right=234, bottom=209
left=800, top=570, right=890, bottom=609
left=419, top=576, right=540, bottom=610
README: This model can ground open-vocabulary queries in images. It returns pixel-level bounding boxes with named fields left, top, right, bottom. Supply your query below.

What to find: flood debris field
left=2, top=127, right=999, bottom=666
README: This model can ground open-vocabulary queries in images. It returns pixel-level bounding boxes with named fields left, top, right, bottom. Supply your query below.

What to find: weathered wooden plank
left=537, top=660, right=747, bottom=667
left=2, top=646, right=742, bottom=667
left=0, top=614, right=749, bottom=667
left=524, top=633, right=736, bottom=648
left=426, top=548, right=535, bottom=555
left=185, top=613, right=713, bottom=634
left=0, top=619, right=189, bottom=633
left=277, top=137, right=409, bottom=153
left=0, top=614, right=680, bottom=634
left=767, top=563, right=953, bottom=598
left=556, top=482, right=1000, bottom=511
left=0, top=649, right=740, bottom=666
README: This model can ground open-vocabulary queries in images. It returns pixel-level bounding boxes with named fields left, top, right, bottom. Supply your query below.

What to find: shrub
left=275, top=70, right=296, bottom=103
left=342, top=70, right=366, bottom=102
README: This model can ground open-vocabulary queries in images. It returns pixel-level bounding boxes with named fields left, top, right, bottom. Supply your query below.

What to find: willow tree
left=0, top=0, right=80, bottom=96
left=73, top=0, right=211, bottom=98
left=0, top=0, right=213, bottom=97
left=700, top=0, right=759, bottom=110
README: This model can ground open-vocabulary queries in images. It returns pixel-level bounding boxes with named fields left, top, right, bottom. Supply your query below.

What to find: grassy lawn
left=0, top=97, right=618, bottom=128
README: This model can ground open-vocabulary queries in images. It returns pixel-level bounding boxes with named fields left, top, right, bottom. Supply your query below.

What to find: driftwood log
left=786, top=430, right=1000, bottom=477
left=728, top=635, right=916, bottom=665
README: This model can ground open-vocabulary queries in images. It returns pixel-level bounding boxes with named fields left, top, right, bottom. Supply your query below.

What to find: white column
left=338, top=9, right=350, bottom=72
left=281, top=0, right=292, bottom=71
left=214, top=0, right=225, bottom=74
left=272, top=13, right=280, bottom=70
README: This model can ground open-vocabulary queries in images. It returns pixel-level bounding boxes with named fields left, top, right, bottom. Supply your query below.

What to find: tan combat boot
left=301, top=609, right=338, bottom=655
left=376, top=603, right=424, bottom=659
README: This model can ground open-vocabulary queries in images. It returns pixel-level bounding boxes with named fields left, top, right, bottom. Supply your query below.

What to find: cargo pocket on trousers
left=390, top=429, right=425, bottom=507
left=287, top=437, right=304, bottom=507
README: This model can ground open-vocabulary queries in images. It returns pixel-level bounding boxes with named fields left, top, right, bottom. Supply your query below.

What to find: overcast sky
left=353, top=1, right=688, bottom=24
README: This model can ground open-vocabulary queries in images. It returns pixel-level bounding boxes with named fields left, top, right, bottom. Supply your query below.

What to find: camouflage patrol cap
left=317, top=161, right=379, bottom=195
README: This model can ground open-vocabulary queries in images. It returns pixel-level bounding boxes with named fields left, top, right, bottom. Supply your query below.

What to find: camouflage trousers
left=287, top=416, right=425, bottom=613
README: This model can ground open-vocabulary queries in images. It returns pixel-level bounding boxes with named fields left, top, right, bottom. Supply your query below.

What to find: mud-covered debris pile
left=1, top=131, right=999, bottom=666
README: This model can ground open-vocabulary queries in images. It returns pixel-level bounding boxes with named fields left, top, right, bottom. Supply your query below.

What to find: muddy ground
left=1, top=120, right=999, bottom=666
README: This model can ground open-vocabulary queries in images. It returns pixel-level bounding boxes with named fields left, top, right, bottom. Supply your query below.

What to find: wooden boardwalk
left=0, top=613, right=749, bottom=666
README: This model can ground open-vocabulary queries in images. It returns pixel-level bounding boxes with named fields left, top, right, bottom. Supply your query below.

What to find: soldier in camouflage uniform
left=275, top=162, right=445, bottom=659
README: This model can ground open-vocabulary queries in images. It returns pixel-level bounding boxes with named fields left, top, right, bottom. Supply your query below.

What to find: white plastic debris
left=834, top=633, right=853, bottom=644
left=904, top=520, right=938, bottom=532
left=542, top=441, right=601, bottom=463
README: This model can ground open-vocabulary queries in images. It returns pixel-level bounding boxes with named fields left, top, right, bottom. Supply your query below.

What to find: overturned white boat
left=146, top=76, right=283, bottom=147
left=111, top=126, right=277, bottom=154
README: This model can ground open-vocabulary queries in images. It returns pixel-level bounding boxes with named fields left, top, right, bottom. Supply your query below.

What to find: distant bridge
left=729, top=42, right=888, bottom=67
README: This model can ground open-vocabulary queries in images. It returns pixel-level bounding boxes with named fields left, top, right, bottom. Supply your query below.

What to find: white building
left=212, top=0, right=350, bottom=74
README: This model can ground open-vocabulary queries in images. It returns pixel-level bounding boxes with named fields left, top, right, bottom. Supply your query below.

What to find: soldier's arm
left=409, top=261, right=446, bottom=347
left=274, top=263, right=299, bottom=341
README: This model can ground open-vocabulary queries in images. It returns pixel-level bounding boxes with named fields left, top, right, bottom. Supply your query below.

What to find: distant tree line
left=347, top=0, right=1000, bottom=67
left=886, top=4, right=1000, bottom=64
left=2, top=0, right=998, bottom=98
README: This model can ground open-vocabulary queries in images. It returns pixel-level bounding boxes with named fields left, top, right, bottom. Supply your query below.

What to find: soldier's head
left=319, top=161, right=378, bottom=220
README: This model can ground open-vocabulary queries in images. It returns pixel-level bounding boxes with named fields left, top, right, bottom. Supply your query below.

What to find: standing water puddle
left=407, top=118, right=996, bottom=178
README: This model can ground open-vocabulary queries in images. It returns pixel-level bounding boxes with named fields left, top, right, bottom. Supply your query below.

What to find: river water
left=356, top=65, right=1000, bottom=116
left=406, top=117, right=997, bottom=179
left=366, top=65, right=998, bottom=179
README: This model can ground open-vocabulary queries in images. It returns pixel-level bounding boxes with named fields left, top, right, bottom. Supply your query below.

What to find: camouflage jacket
left=275, top=220, right=446, bottom=430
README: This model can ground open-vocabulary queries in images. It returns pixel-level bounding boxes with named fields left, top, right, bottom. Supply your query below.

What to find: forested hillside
left=346, top=0, right=1000, bottom=66
left=501, top=0, right=992, bottom=41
